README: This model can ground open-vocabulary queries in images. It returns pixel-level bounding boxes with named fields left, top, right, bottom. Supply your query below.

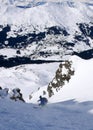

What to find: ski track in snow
left=0, top=99, right=93, bottom=130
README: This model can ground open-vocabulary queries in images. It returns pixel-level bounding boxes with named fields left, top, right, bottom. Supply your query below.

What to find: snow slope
left=31, top=56, right=93, bottom=103
left=50, top=56, right=93, bottom=103
left=0, top=99, right=93, bottom=130
left=0, top=56, right=93, bottom=104
left=0, top=63, right=59, bottom=102
left=0, top=55, right=93, bottom=130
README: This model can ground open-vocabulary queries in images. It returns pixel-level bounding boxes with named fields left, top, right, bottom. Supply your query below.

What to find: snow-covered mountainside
left=0, top=56, right=93, bottom=104
left=0, top=1, right=93, bottom=130
left=30, top=56, right=93, bottom=104
left=0, top=0, right=93, bottom=66
left=1, top=55, right=93, bottom=130
left=0, top=0, right=93, bottom=105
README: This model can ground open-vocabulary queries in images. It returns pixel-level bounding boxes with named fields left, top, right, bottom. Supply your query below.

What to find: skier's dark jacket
left=38, top=96, right=48, bottom=106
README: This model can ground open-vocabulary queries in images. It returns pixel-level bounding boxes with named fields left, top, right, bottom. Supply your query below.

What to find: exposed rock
left=47, top=61, right=74, bottom=97
left=10, top=88, right=25, bottom=102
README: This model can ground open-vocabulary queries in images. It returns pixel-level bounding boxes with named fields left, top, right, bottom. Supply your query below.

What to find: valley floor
left=0, top=99, right=93, bottom=130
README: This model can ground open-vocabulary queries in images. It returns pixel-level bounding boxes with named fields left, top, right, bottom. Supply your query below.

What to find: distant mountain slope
left=0, top=1, right=93, bottom=64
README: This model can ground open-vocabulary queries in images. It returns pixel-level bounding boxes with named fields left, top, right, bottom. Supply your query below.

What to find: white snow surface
left=50, top=56, right=93, bottom=103
left=0, top=55, right=93, bottom=104
left=0, top=99, right=93, bottom=130
left=0, top=1, right=93, bottom=129
left=0, top=63, right=59, bottom=102
left=0, top=0, right=93, bottom=34
left=0, top=56, right=93, bottom=129
left=30, top=56, right=93, bottom=104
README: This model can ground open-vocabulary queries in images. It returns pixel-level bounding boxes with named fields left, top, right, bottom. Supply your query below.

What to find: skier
left=38, top=96, right=48, bottom=106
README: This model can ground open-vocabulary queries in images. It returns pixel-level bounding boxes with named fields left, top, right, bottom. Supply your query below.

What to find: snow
left=0, top=48, right=17, bottom=58
left=0, top=1, right=93, bottom=129
left=0, top=0, right=93, bottom=34
left=62, top=65, right=68, bottom=75
left=0, top=99, right=93, bottom=130
left=29, top=56, right=93, bottom=104
left=89, top=109, right=93, bottom=114
left=49, top=56, right=93, bottom=103
left=0, top=1, right=93, bottom=60
left=0, top=55, right=93, bottom=104
left=0, top=63, right=59, bottom=102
